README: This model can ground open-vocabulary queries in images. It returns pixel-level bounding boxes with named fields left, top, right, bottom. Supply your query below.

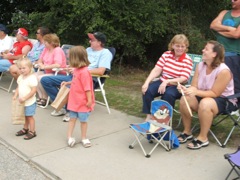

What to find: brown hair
left=69, top=46, right=90, bottom=68
left=43, top=33, right=60, bottom=47
left=168, top=34, right=189, bottom=53
left=207, top=40, right=225, bottom=69
left=38, top=26, right=51, bottom=36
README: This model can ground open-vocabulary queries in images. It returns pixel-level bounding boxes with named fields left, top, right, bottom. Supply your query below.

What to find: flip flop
left=178, top=133, right=193, bottom=144
left=187, top=138, right=209, bottom=150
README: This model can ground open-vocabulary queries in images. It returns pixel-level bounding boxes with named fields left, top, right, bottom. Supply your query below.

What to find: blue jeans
left=0, top=59, right=11, bottom=72
left=40, top=75, right=73, bottom=101
left=142, top=80, right=181, bottom=114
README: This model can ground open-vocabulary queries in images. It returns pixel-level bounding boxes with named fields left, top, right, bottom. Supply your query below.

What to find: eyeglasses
left=174, top=44, right=186, bottom=49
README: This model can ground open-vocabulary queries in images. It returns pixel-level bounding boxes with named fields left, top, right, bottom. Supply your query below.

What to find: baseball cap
left=0, top=24, right=8, bottom=34
left=88, top=32, right=106, bottom=44
left=14, top=28, right=28, bottom=37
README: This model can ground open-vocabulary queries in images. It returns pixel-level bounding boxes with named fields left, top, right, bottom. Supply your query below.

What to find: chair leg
left=210, top=116, right=240, bottom=147
left=37, top=96, right=50, bottom=109
left=96, top=77, right=111, bottom=114
left=0, top=72, right=15, bottom=93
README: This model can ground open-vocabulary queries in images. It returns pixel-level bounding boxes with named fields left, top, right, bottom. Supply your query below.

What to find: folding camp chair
left=173, top=53, right=202, bottom=129
left=224, top=145, right=240, bottom=180
left=129, top=100, right=177, bottom=158
left=208, top=55, right=240, bottom=147
left=92, top=47, right=116, bottom=114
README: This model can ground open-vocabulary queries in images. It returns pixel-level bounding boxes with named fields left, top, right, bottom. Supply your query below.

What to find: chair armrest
left=226, top=92, right=240, bottom=100
left=91, top=74, right=109, bottom=78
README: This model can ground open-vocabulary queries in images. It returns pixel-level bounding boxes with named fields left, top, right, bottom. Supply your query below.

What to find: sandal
left=82, top=139, right=91, bottom=148
left=37, top=99, right=47, bottom=106
left=16, top=128, right=29, bottom=136
left=178, top=133, right=193, bottom=144
left=187, top=138, right=209, bottom=150
left=24, top=131, right=37, bottom=140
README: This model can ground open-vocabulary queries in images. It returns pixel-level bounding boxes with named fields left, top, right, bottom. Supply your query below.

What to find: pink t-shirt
left=198, top=62, right=237, bottom=104
left=39, top=47, right=66, bottom=74
left=67, top=67, right=95, bottom=112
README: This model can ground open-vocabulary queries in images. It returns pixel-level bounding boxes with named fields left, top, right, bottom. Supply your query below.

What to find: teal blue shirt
left=215, top=10, right=240, bottom=54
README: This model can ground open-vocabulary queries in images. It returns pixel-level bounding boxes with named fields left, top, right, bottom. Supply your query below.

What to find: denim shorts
left=25, top=103, right=37, bottom=116
left=196, top=96, right=238, bottom=115
left=69, top=111, right=91, bottom=122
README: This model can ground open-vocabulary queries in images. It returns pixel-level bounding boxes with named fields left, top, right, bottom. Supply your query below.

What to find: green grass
left=95, top=67, right=239, bottom=147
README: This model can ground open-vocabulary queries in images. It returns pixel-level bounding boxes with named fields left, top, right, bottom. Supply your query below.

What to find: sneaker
left=68, top=137, right=75, bottom=147
left=63, top=113, right=70, bottom=122
left=51, top=108, right=67, bottom=116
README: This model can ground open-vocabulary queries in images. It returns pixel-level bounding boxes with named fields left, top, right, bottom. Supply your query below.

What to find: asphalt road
left=0, top=142, right=50, bottom=180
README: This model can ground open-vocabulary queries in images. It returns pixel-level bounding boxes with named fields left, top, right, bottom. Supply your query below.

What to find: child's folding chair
left=129, top=100, right=178, bottom=158
left=224, top=145, right=240, bottom=180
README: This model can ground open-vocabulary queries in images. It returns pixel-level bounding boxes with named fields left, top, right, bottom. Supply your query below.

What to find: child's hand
left=18, top=97, right=25, bottom=103
left=61, top=81, right=67, bottom=87
left=12, top=96, right=17, bottom=100
left=86, top=101, right=92, bottom=108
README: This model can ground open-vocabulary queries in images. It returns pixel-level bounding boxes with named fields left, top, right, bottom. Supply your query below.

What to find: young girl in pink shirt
left=62, top=46, right=95, bottom=148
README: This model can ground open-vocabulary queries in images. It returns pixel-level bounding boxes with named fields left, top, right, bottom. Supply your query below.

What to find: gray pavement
left=0, top=81, right=238, bottom=180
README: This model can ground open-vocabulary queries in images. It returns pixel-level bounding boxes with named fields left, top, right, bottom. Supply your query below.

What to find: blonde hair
left=168, top=34, right=189, bottom=52
left=69, top=46, right=90, bottom=68
left=43, top=33, right=60, bottom=47
left=17, top=57, right=34, bottom=74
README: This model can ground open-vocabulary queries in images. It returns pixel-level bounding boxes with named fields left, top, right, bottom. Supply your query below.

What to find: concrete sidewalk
left=0, top=87, right=237, bottom=180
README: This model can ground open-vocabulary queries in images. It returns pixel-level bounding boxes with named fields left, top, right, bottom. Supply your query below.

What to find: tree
left=4, top=0, right=232, bottom=68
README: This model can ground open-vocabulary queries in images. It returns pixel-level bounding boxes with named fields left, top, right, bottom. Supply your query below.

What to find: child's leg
left=26, top=116, right=35, bottom=132
left=79, top=112, right=91, bottom=148
left=24, top=116, right=29, bottom=130
left=15, top=117, right=29, bottom=136
left=80, top=122, right=88, bottom=140
left=23, top=103, right=37, bottom=140
left=67, top=118, right=77, bottom=138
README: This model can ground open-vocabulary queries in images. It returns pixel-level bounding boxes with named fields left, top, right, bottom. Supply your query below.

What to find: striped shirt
left=156, top=51, right=193, bottom=82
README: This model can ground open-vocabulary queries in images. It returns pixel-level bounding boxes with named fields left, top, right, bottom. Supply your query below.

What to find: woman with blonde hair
left=142, top=34, right=193, bottom=121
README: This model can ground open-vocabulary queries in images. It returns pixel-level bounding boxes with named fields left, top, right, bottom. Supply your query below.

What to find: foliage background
left=0, top=0, right=231, bottom=69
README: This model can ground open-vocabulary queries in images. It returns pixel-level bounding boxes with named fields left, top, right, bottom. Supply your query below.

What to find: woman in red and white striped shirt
left=142, top=34, right=193, bottom=121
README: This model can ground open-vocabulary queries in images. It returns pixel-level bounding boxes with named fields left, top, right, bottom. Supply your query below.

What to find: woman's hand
left=185, top=86, right=198, bottom=96
left=158, top=80, right=168, bottom=94
left=38, top=63, right=45, bottom=70
left=142, top=83, right=149, bottom=95
left=178, top=85, right=198, bottom=96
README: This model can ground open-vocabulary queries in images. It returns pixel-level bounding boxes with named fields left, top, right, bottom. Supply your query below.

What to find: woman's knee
left=198, top=98, right=217, bottom=113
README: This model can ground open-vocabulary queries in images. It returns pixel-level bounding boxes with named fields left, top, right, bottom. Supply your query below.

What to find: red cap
left=16, top=28, right=28, bottom=37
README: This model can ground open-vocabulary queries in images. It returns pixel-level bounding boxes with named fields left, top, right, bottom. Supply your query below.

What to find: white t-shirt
left=17, top=74, right=38, bottom=106
left=0, top=35, right=13, bottom=53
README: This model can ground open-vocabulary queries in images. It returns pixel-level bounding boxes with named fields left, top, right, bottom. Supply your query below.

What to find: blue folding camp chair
left=224, top=145, right=240, bottom=180
left=129, top=100, right=179, bottom=158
